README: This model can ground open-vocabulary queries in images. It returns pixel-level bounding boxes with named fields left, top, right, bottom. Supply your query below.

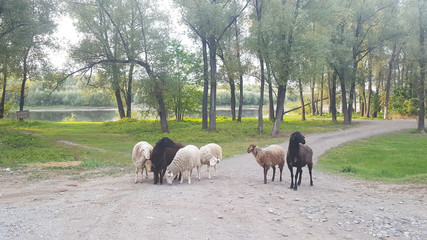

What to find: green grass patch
left=0, top=117, right=343, bottom=172
left=317, top=131, right=427, bottom=184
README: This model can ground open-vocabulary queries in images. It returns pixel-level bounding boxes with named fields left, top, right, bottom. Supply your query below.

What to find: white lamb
left=165, top=145, right=201, bottom=185
left=200, top=143, right=222, bottom=179
left=132, top=141, right=153, bottom=183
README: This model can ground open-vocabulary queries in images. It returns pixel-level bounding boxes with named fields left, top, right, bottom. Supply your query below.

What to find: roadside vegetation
left=0, top=115, right=343, bottom=170
left=317, top=130, right=427, bottom=184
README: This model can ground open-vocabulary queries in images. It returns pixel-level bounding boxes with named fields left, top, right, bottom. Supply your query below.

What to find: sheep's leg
left=188, top=169, right=192, bottom=184
left=153, top=170, right=159, bottom=184
left=134, top=167, right=139, bottom=184
left=213, top=165, right=217, bottom=177
left=179, top=172, right=184, bottom=184
left=207, top=165, right=211, bottom=179
left=263, top=167, right=268, bottom=184
left=272, top=166, right=276, bottom=181
left=294, top=167, right=300, bottom=190
left=279, top=166, right=283, bottom=182
left=159, top=168, right=166, bottom=185
left=144, top=166, right=149, bottom=179
left=197, top=166, right=201, bottom=181
left=298, top=169, right=303, bottom=185
left=288, top=165, right=294, bottom=189
left=308, top=165, right=313, bottom=186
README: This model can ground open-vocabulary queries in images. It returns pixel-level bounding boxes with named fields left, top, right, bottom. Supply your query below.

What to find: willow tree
left=176, top=0, right=250, bottom=131
left=68, top=0, right=174, bottom=132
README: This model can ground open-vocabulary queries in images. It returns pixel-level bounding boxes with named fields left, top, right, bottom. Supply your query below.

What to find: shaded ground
left=0, top=119, right=425, bottom=240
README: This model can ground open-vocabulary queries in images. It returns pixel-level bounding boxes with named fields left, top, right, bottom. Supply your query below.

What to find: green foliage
left=23, top=89, right=115, bottom=107
left=317, top=131, right=427, bottom=184
left=389, top=86, right=419, bottom=116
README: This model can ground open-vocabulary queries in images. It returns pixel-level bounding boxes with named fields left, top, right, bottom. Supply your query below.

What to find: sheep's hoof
left=293, top=187, right=298, bottom=191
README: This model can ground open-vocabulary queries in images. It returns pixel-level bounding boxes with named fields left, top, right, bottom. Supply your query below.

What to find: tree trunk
left=236, top=20, right=243, bottom=122
left=112, top=64, right=125, bottom=119
left=310, top=75, right=316, bottom=115
left=417, top=0, right=426, bottom=133
left=337, top=69, right=349, bottom=124
left=202, top=39, right=209, bottom=130
left=384, top=44, right=398, bottom=120
left=257, top=52, right=265, bottom=134
left=266, top=61, right=275, bottom=121
left=299, top=78, right=306, bottom=121
left=272, top=85, right=286, bottom=136
left=156, top=92, right=169, bottom=133
left=238, top=74, right=243, bottom=122
left=126, top=63, right=134, bottom=118
left=320, top=72, right=324, bottom=116
left=228, top=75, right=236, bottom=120
left=18, top=47, right=31, bottom=121
left=0, top=62, right=7, bottom=119
left=367, top=56, right=372, bottom=117
left=208, top=37, right=217, bottom=132
left=347, top=61, right=357, bottom=123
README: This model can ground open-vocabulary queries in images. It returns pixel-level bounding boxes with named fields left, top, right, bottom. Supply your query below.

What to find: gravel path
left=0, top=119, right=425, bottom=240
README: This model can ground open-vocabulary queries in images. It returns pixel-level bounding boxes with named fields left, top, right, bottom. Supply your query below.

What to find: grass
left=0, top=115, right=344, bottom=172
left=2, top=114, right=425, bottom=184
left=317, top=130, right=427, bottom=184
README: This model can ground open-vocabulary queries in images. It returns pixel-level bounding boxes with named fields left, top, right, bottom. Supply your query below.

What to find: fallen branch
left=283, top=97, right=329, bottom=116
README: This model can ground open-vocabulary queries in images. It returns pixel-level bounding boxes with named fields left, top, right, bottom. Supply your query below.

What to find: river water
left=6, top=108, right=259, bottom=122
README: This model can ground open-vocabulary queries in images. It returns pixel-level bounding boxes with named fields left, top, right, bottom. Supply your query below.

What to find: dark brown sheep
left=287, top=131, right=313, bottom=190
left=150, top=137, right=184, bottom=185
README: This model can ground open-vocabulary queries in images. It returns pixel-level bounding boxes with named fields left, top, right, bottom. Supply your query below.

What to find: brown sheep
left=247, top=144, right=285, bottom=184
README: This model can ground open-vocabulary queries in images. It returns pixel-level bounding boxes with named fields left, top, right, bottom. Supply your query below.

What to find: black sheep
left=287, top=131, right=313, bottom=190
left=151, top=137, right=185, bottom=184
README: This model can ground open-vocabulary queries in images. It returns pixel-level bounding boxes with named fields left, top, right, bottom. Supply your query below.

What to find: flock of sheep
left=132, top=131, right=313, bottom=190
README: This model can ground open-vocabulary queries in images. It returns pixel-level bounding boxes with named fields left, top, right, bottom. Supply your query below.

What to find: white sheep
left=132, top=141, right=153, bottom=183
left=247, top=144, right=285, bottom=184
left=165, top=145, right=201, bottom=185
left=200, top=143, right=222, bottom=179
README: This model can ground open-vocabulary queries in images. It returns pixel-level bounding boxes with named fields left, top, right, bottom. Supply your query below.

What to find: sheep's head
left=290, top=131, right=306, bottom=145
left=209, top=156, right=219, bottom=166
left=165, top=169, right=176, bottom=185
left=247, top=144, right=256, bottom=153
left=142, top=148, right=152, bottom=160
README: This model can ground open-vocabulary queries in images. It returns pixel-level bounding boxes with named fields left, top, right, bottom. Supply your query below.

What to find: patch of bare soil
left=0, top=120, right=425, bottom=240
left=23, top=161, right=83, bottom=168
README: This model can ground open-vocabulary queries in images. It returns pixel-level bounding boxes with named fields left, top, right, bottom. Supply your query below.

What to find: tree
left=68, top=0, right=174, bottom=132
left=176, top=0, right=249, bottom=131
left=0, top=0, right=33, bottom=118
left=415, top=0, right=426, bottom=132
left=16, top=0, right=57, bottom=116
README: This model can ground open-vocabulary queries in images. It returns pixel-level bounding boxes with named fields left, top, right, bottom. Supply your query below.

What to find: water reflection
left=6, top=108, right=259, bottom=122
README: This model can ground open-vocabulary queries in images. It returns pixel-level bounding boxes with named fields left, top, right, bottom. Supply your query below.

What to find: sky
left=48, top=0, right=194, bottom=69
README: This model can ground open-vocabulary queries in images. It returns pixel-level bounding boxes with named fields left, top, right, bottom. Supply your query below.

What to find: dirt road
left=0, top=119, right=425, bottom=240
